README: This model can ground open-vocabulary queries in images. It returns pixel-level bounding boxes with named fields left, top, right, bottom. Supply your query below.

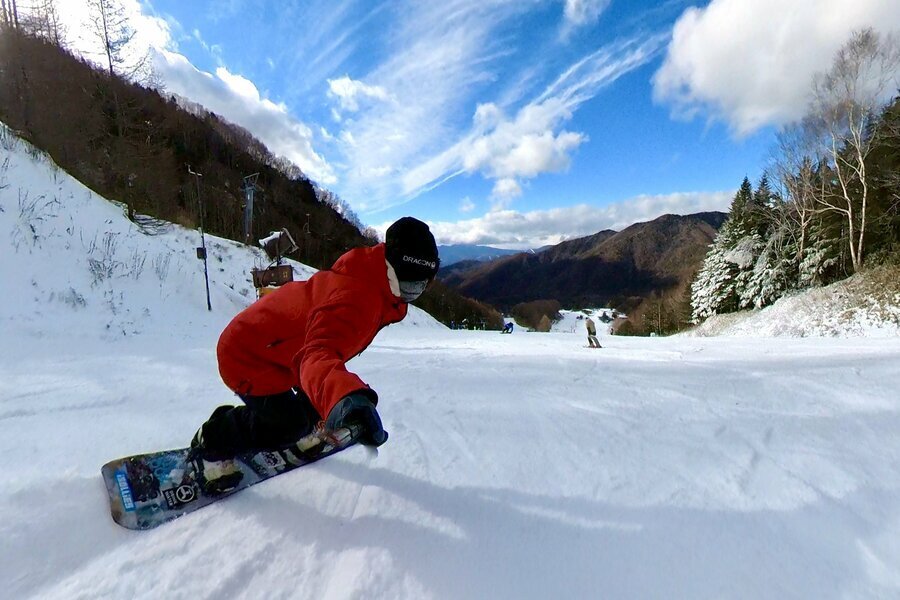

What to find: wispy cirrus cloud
left=563, top=0, right=612, bottom=27
left=327, top=76, right=392, bottom=113
left=325, top=0, right=533, bottom=210
left=377, top=190, right=734, bottom=248
left=399, top=32, right=668, bottom=209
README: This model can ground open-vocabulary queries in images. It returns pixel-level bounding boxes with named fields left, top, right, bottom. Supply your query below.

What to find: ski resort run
left=2, top=128, right=900, bottom=599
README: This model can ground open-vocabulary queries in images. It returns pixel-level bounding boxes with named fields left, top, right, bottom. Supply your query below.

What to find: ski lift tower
left=241, top=173, right=260, bottom=246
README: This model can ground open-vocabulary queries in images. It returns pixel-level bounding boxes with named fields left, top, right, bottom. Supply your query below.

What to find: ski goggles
left=398, top=279, right=429, bottom=303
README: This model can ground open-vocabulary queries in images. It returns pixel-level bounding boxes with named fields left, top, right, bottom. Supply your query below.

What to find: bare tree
left=2, top=0, right=20, bottom=29
left=807, top=28, right=900, bottom=271
left=20, top=0, right=66, bottom=45
left=87, top=0, right=147, bottom=81
left=772, top=124, right=825, bottom=271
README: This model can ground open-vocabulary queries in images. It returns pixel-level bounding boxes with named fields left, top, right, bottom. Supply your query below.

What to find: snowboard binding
left=187, top=450, right=244, bottom=495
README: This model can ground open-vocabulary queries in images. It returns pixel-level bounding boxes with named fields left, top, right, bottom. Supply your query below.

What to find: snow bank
left=684, top=266, right=900, bottom=338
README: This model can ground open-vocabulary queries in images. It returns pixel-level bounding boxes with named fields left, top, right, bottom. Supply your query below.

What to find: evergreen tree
left=741, top=229, right=797, bottom=309
left=691, top=176, right=796, bottom=319
left=799, top=214, right=845, bottom=286
left=731, top=177, right=753, bottom=218
left=747, top=173, right=776, bottom=235
left=691, top=213, right=746, bottom=320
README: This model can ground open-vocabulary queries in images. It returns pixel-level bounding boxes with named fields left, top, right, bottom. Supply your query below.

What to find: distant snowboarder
left=586, top=317, right=601, bottom=348
left=189, top=217, right=440, bottom=489
left=501, top=321, right=514, bottom=334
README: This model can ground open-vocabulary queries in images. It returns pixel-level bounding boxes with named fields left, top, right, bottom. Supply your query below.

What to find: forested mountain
left=0, top=29, right=363, bottom=267
left=439, top=212, right=726, bottom=314
left=437, top=244, right=524, bottom=266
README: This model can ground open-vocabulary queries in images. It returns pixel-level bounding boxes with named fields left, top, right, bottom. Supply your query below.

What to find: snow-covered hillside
left=684, top=266, right=900, bottom=338
left=0, top=125, right=442, bottom=340
left=3, top=129, right=900, bottom=599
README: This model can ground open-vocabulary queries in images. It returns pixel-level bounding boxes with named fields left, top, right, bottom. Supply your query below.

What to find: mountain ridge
left=438, top=212, right=727, bottom=311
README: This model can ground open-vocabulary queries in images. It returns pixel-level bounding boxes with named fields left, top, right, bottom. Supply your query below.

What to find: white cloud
left=460, top=196, right=476, bottom=213
left=490, top=179, right=523, bottom=211
left=492, top=178, right=523, bottom=201
left=563, top=0, right=612, bottom=27
left=653, top=0, right=900, bottom=135
left=377, top=190, right=734, bottom=248
left=462, top=101, right=586, bottom=180
left=44, top=0, right=336, bottom=185
left=473, top=102, right=504, bottom=131
left=154, top=51, right=337, bottom=184
left=327, top=76, right=392, bottom=112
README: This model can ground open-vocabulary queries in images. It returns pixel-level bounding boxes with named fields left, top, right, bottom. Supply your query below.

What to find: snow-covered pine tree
left=691, top=240, right=737, bottom=321
left=740, top=228, right=797, bottom=308
left=736, top=174, right=796, bottom=309
left=691, top=178, right=758, bottom=320
left=799, top=214, right=844, bottom=286
left=691, top=209, right=748, bottom=320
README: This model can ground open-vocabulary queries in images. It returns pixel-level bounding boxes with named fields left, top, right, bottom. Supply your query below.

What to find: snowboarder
left=189, top=216, right=440, bottom=486
left=586, top=317, right=601, bottom=348
left=501, top=321, right=514, bottom=334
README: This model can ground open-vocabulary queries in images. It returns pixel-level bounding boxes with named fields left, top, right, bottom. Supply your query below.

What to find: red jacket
left=217, top=243, right=407, bottom=418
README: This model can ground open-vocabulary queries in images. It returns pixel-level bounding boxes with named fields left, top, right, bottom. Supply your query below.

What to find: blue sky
left=52, top=0, right=900, bottom=247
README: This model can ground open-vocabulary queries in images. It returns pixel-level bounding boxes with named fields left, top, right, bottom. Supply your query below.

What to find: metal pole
left=244, top=186, right=253, bottom=244
left=188, top=166, right=212, bottom=311
left=242, top=173, right=259, bottom=246
left=304, top=213, right=311, bottom=264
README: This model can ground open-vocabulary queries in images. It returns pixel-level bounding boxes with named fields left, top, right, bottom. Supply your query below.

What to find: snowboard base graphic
left=101, top=424, right=361, bottom=530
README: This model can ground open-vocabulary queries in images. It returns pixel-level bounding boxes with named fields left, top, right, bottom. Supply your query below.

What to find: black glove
left=325, top=393, right=388, bottom=447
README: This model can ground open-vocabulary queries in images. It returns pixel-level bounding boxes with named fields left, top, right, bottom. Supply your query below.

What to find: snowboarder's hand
left=325, top=394, right=388, bottom=447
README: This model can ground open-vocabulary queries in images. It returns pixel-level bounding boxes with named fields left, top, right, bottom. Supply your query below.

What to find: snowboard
left=101, top=424, right=362, bottom=530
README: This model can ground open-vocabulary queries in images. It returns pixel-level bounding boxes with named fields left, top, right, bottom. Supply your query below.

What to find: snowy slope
left=684, top=268, right=900, bottom=338
left=3, top=129, right=900, bottom=599
left=550, top=308, right=617, bottom=336
left=505, top=308, right=616, bottom=336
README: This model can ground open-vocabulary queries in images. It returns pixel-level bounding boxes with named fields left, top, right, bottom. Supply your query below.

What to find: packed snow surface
left=3, top=128, right=900, bottom=599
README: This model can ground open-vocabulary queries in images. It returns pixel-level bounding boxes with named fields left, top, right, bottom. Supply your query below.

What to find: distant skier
left=189, top=217, right=440, bottom=487
left=586, top=317, right=601, bottom=348
left=501, top=321, right=514, bottom=334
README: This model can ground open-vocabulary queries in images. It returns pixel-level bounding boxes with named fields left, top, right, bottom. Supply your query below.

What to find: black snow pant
left=198, top=389, right=322, bottom=456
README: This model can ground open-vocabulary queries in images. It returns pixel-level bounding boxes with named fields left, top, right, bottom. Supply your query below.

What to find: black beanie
left=385, top=217, right=440, bottom=281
